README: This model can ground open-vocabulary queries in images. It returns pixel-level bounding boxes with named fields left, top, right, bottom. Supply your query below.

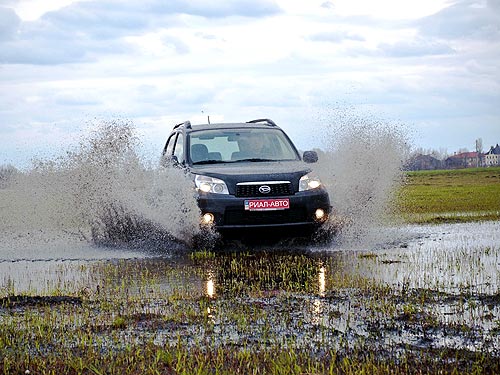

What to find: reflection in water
left=311, top=262, right=327, bottom=325
left=206, top=275, right=216, bottom=298
left=205, top=269, right=217, bottom=322
left=318, top=264, right=326, bottom=297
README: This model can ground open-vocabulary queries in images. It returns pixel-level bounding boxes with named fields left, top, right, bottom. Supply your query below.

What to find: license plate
left=244, top=198, right=290, bottom=211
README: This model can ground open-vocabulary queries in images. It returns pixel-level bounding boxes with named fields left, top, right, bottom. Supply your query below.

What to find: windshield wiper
left=192, top=159, right=228, bottom=165
left=233, top=158, right=276, bottom=162
left=193, top=158, right=278, bottom=165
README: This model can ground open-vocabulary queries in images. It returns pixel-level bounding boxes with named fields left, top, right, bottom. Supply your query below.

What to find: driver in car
left=237, top=133, right=274, bottom=159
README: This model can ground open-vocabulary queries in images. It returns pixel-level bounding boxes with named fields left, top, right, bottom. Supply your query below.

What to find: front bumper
left=197, top=188, right=331, bottom=230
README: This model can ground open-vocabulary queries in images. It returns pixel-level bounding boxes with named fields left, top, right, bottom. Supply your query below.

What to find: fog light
left=315, top=208, right=326, bottom=221
left=201, top=212, right=215, bottom=225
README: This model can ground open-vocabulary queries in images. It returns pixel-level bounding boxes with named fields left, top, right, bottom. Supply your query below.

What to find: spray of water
left=0, top=120, right=202, bottom=251
left=1, top=115, right=409, bottom=253
left=313, top=113, right=410, bottom=248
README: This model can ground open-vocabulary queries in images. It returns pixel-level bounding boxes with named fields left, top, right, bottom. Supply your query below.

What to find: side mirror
left=161, top=154, right=180, bottom=167
left=303, top=151, right=318, bottom=163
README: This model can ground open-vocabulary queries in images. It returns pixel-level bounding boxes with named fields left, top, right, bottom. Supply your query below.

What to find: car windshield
left=188, top=128, right=299, bottom=165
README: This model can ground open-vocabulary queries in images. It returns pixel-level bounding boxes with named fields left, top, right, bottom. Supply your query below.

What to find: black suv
left=162, top=119, right=331, bottom=237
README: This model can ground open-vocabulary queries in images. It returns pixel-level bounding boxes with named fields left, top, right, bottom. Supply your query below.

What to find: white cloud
left=308, top=30, right=365, bottom=43
left=417, top=0, right=500, bottom=40
left=0, top=6, right=20, bottom=40
left=377, top=37, right=455, bottom=57
left=10, top=0, right=76, bottom=21
left=339, top=0, right=451, bottom=19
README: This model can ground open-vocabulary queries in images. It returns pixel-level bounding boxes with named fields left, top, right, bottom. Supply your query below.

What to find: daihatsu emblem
left=259, top=185, right=271, bottom=194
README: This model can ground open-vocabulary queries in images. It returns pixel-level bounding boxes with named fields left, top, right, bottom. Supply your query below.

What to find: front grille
left=224, top=207, right=308, bottom=226
left=236, top=182, right=293, bottom=197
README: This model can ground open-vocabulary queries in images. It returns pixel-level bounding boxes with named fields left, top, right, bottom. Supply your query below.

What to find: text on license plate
left=244, top=198, right=290, bottom=211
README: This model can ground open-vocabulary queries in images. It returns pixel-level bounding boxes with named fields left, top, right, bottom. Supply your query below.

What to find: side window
left=173, top=133, right=184, bottom=163
left=164, top=133, right=176, bottom=158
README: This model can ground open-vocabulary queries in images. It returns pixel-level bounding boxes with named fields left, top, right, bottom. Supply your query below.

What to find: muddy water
left=0, top=119, right=409, bottom=296
left=348, top=221, right=500, bottom=295
left=0, top=122, right=202, bottom=252
left=0, top=119, right=408, bottom=251
left=1, top=221, right=499, bottom=355
left=1, top=221, right=498, bottom=294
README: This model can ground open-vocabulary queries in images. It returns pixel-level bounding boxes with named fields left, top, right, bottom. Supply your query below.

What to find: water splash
left=0, top=120, right=202, bottom=253
left=1, top=116, right=410, bottom=253
left=313, top=113, right=410, bottom=248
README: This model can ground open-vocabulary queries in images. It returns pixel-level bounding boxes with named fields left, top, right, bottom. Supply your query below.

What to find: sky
left=1, top=0, right=499, bottom=167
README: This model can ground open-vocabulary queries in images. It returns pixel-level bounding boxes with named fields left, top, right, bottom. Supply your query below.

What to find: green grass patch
left=397, top=167, right=500, bottom=223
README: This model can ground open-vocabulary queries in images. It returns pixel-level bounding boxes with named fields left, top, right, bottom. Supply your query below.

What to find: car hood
left=189, top=161, right=312, bottom=193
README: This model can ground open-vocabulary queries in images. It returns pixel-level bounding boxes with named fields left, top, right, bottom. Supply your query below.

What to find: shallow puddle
left=1, top=221, right=499, bottom=358
left=347, top=221, right=500, bottom=294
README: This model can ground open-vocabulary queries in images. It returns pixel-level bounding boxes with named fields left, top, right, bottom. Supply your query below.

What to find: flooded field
left=1, top=221, right=499, bottom=373
left=1, top=122, right=499, bottom=373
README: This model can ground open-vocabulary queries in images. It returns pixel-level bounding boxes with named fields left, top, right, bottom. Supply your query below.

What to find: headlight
left=194, top=175, right=229, bottom=194
left=299, top=174, right=322, bottom=191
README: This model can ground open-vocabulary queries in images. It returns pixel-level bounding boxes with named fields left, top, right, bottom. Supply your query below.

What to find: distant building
left=406, top=154, right=443, bottom=171
left=445, top=151, right=481, bottom=169
left=484, top=144, right=500, bottom=167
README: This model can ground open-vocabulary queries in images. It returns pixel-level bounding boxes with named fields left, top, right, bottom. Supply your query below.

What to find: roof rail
left=246, top=118, right=277, bottom=127
left=173, top=120, right=191, bottom=130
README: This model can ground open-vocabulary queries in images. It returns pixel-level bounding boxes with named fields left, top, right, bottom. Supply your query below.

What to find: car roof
left=171, top=119, right=281, bottom=133
left=187, top=122, right=280, bottom=132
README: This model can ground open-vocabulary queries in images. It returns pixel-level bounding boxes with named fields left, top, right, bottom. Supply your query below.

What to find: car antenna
left=202, top=109, right=211, bottom=124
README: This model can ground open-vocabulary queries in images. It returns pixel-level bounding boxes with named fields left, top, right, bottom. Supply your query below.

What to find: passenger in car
left=233, top=134, right=273, bottom=160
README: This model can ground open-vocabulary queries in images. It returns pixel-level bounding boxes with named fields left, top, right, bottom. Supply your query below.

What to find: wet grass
left=1, top=250, right=499, bottom=374
left=398, top=167, right=500, bottom=223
